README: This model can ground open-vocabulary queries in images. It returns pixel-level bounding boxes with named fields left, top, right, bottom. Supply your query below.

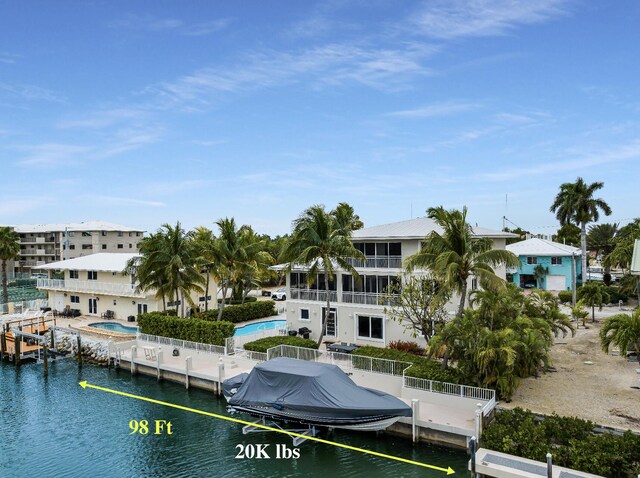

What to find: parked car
left=271, top=288, right=287, bottom=301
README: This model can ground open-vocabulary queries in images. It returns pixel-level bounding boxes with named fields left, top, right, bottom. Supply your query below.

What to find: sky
left=1, top=0, right=639, bottom=237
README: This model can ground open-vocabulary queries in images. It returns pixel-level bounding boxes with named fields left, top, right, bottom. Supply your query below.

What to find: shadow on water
left=0, top=360, right=469, bottom=477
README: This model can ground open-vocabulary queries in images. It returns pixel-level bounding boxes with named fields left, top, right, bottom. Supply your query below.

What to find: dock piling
left=411, top=399, right=419, bottom=443
left=546, top=453, right=552, bottom=478
left=185, top=356, right=192, bottom=390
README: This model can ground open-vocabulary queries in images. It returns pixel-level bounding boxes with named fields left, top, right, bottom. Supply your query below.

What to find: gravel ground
left=501, top=306, right=640, bottom=431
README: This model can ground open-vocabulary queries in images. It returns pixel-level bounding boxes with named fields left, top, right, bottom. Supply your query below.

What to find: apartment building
left=284, top=216, right=515, bottom=348
left=4, top=221, right=144, bottom=274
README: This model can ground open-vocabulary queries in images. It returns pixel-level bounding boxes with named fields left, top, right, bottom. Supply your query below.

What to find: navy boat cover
left=228, top=357, right=412, bottom=419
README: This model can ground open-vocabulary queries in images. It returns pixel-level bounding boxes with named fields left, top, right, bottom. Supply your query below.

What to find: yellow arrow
left=79, top=381, right=454, bottom=475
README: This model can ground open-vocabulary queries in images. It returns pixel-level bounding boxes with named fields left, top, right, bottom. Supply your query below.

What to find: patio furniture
left=101, top=310, right=115, bottom=320
left=143, top=347, right=157, bottom=360
left=327, top=343, right=357, bottom=354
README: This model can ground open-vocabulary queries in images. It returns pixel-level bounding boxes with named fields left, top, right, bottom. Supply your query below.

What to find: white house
left=284, top=216, right=515, bottom=348
left=36, top=253, right=212, bottom=319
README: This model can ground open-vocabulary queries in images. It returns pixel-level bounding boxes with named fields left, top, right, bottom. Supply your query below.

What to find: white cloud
left=109, top=14, right=230, bottom=36
left=0, top=83, right=65, bottom=103
left=0, top=197, right=55, bottom=216
left=57, top=108, right=147, bottom=129
left=16, top=143, right=92, bottom=167
left=0, top=52, right=21, bottom=64
left=84, top=195, right=166, bottom=208
left=387, top=101, right=480, bottom=118
left=411, top=0, right=568, bottom=40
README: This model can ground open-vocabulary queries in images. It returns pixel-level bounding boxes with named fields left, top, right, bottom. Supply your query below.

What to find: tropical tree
left=382, top=275, right=451, bottom=340
left=550, top=177, right=612, bottom=284
left=554, top=223, right=581, bottom=247
left=0, top=227, right=20, bottom=306
left=587, top=223, right=618, bottom=284
left=283, top=204, right=365, bottom=346
left=231, top=226, right=274, bottom=303
left=406, top=206, right=521, bottom=317
left=569, top=302, right=589, bottom=327
left=579, top=281, right=610, bottom=322
left=190, top=227, right=218, bottom=312
left=125, top=233, right=172, bottom=311
left=213, top=217, right=247, bottom=320
left=533, top=264, right=549, bottom=289
left=600, top=309, right=640, bottom=358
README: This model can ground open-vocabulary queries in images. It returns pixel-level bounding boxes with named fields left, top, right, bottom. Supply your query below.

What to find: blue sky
left=1, top=1, right=639, bottom=236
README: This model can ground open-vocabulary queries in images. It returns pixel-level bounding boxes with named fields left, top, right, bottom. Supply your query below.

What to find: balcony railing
left=289, top=288, right=338, bottom=302
left=346, top=256, right=402, bottom=269
left=37, top=278, right=147, bottom=298
left=22, top=260, right=47, bottom=267
left=20, top=249, right=56, bottom=256
left=341, top=291, right=398, bottom=306
left=22, top=236, right=56, bottom=243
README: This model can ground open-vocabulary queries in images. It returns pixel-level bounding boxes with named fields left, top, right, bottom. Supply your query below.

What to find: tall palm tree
left=191, top=227, right=218, bottom=312
left=406, top=206, right=520, bottom=317
left=587, top=222, right=618, bottom=283
left=550, top=178, right=612, bottom=284
left=600, top=309, right=640, bottom=358
left=232, top=226, right=274, bottom=303
left=283, top=204, right=365, bottom=347
left=125, top=233, right=172, bottom=311
left=214, top=217, right=248, bottom=320
left=0, top=227, right=20, bottom=306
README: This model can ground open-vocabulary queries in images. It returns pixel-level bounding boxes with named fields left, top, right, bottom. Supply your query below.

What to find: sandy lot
left=500, top=306, right=640, bottom=431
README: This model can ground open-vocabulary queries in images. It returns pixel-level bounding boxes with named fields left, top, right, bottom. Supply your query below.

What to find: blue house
left=506, top=238, right=582, bottom=291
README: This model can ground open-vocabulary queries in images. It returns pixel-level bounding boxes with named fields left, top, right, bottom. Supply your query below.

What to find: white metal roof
left=631, top=239, right=640, bottom=276
left=39, top=253, right=139, bottom=272
left=352, top=216, right=515, bottom=240
left=506, top=237, right=581, bottom=257
left=7, top=220, right=144, bottom=233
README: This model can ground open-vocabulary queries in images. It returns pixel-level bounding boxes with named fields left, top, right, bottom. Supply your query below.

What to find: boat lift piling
left=49, top=326, right=82, bottom=365
left=10, top=327, right=49, bottom=374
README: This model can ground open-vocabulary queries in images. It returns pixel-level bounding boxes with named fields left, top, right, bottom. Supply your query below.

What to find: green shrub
left=558, top=290, right=573, bottom=304
left=482, top=408, right=640, bottom=476
left=197, top=300, right=277, bottom=323
left=353, top=346, right=463, bottom=383
left=217, top=297, right=257, bottom=305
left=137, top=312, right=234, bottom=345
left=243, top=336, right=318, bottom=353
left=604, top=285, right=628, bottom=304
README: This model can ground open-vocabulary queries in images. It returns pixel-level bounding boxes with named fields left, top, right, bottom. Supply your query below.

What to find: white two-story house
left=37, top=253, right=212, bottom=319
left=284, top=217, right=515, bottom=348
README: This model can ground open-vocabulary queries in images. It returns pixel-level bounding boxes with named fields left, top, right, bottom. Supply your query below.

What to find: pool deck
left=109, top=336, right=487, bottom=449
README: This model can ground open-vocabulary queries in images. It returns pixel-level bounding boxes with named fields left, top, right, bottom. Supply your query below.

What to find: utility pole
left=571, top=252, right=577, bottom=306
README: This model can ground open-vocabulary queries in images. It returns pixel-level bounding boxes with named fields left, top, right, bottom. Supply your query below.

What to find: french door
left=322, top=307, right=337, bottom=337
left=88, top=298, right=98, bottom=315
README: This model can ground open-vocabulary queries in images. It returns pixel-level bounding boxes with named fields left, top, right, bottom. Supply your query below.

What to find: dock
left=109, top=335, right=496, bottom=449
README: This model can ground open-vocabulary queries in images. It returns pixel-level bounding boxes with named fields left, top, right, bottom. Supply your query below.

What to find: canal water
left=0, top=360, right=468, bottom=477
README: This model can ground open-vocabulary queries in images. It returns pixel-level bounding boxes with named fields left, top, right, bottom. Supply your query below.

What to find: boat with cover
left=223, top=357, right=412, bottom=431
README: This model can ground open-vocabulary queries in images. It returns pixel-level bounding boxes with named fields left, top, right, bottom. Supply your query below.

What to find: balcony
left=20, top=249, right=56, bottom=256
left=37, top=278, right=147, bottom=298
left=341, top=291, right=398, bottom=306
left=22, top=236, right=56, bottom=243
left=289, top=288, right=338, bottom=302
left=22, top=260, right=48, bottom=267
left=346, top=256, right=402, bottom=269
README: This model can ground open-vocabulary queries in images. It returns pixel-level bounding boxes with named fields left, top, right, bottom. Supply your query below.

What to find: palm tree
left=600, top=309, right=640, bottom=358
left=550, top=178, right=612, bottom=284
left=214, top=217, right=249, bottom=320
left=191, top=227, right=218, bottom=312
left=579, top=281, right=610, bottom=322
left=283, top=204, right=365, bottom=347
left=533, top=264, right=549, bottom=289
left=0, top=227, right=20, bottom=306
left=232, top=226, right=274, bottom=303
left=406, top=206, right=520, bottom=317
left=587, top=223, right=618, bottom=284
left=125, top=233, right=173, bottom=311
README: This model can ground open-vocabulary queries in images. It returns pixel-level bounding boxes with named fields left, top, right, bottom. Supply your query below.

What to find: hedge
left=353, top=346, right=463, bottom=383
left=482, top=408, right=640, bottom=477
left=217, top=297, right=257, bottom=305
left=197, top=300, right=277, bottom=323
left=137, top=312, right=235, bottom=346
left=243, top=336, right=318, bottom=353
left=558, top=285, right=628, bottom=305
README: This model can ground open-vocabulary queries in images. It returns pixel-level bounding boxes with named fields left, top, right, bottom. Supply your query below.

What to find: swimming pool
left=88, top=322, right=139, bottom=335
left=234, top=319, right=286, bottom=337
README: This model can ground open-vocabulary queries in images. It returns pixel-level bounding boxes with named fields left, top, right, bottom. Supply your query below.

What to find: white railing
left=37, top=278, right=147, bottom=298
left=341, top=291, right=398, bottom=306
left=266, top=344, right=411, bottom=376
left=233, top=349, right=268, bottom=362
left=1, top=299, right=49, bottom=316
left=226, top=322, right=289, bottom=353
left=289, top=289, right=338, bottom=302
left=347, top=256, right=403, bottom=269
left=137, top=333, right=226, bottom=355
left=403, top=374, right=496, bottom=403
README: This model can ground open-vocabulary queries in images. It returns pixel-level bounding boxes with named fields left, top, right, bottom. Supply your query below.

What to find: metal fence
left=233, top=349, right=268, bottom=362
left=403, top=374, right=496, bottom=402
left=1, top=299, right=49, bottom=316
left=136, top=333, right=226, bottom=355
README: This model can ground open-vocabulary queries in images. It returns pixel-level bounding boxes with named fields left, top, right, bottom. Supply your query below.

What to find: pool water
left=234, top=319, right=286, bottom=336
left=88, top=322, right=139, bottom=334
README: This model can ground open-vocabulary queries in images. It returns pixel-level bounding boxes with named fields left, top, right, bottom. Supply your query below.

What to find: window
left=69, top=244, right=75, bottom=250
left=117, top=231, right=123, bottom=237
left=87, top=271, right=97, bottom=280
left=70, top=295, right=80, bottom=303
left=300, top=308, right=310, bottom=321
left=101, top=231, right=107, bottom=236
left=102, top=244, right=107, bottom=250
left=551, top=256, right=563, bottom=265
left=68, top=231, right=75, bottom=237
left=136, top=232, right=141, bottom=237
left=69, top=270, right=79, bottom=279
left=117, top=244, right=123, bottom=249
left=357, top=315, right=383, bottom=340
left=82, top=232, right=92, bottom=237
left=526, top=256, right=537, bottom=265
left=82, top=244, right=92, bottom=250
left=129, top=244, right=132, bottom=249
left=199, top=295, right=212, bottom=302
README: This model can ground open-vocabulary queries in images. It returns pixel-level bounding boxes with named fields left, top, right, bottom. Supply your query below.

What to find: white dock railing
left=137, top=333, right=226, bottom=355
left=403, top=373, right=496, bottom=404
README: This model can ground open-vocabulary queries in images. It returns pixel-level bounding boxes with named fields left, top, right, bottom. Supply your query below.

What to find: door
left=54, top=293, right=64, bottom=311
left=88, top=298, right=98, bottom=315
left=546, top=275, right=566, bottom=291
left=322, top=307, right=337, bottom=337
